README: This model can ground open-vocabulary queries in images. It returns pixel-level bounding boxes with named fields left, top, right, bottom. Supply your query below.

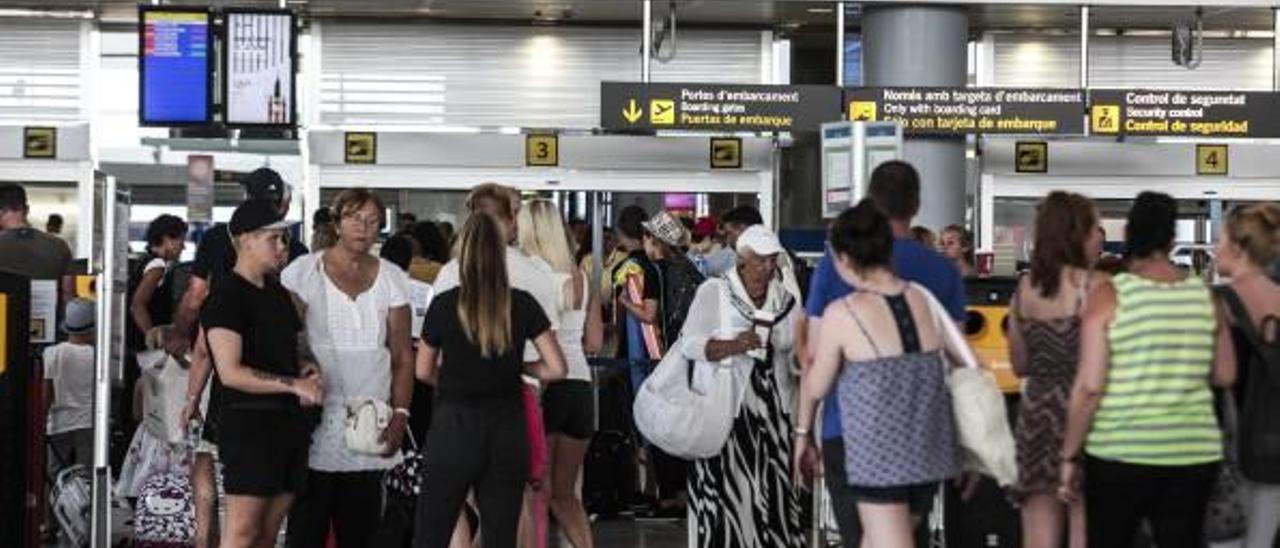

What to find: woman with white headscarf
left=681, top=225, right=806, bottom=548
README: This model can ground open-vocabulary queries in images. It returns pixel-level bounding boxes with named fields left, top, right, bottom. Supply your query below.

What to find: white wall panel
left=991, top=33, right=1273, bottom=90
left=317, top=21, right=770, bottom=128
left=0, top=18, right=85, bottom=122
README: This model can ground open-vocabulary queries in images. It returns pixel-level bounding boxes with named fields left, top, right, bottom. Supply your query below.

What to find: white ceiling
left=2, top=0, right=1274, bottom=31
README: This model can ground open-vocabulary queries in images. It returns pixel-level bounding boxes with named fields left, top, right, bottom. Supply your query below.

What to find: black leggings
left=1084, top=455, right=1218, bottom=548
left=286, top=470, right=384, bottom=548
left=413, top=400, right=529, bottom=548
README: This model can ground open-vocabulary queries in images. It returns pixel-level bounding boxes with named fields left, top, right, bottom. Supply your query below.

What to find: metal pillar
left=835, top=2, right=846, bottom=85
left=642, top=0, right=653, bottom=82
left=1273, top=8, right=1280, bottom=90
left=90, top=177, right=118, bottom=548
left=1080, top=6, right=1091, bottom=88
left=862, top=5, right=969, bottom=230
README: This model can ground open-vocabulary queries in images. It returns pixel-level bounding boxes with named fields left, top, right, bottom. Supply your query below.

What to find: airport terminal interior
left=1, top=0, right=1279, bottom=547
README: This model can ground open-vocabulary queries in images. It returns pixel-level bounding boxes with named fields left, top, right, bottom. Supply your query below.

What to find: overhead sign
left=23, top=127, right=56, bottom=159
left=601, top=82, right=843, bottom=132
left=1015, top=141, right=1048, bottom=173
left=1090, top=90, right=1279, bottom=137
left=1196, top=144, right=1229, bottom=175
left=344, top=132, right=376, bottom=164
left=709, top=137, right=742, bottom=169
left=526, top=134, right=559, bottom=167
left=846, top=87, right=1085, bottom=135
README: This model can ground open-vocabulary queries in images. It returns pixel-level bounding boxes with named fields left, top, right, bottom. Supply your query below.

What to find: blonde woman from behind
left=518, top=199, right=603, bottom=548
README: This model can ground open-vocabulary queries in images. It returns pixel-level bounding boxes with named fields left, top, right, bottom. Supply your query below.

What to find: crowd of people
left=2, top=155, right=1278, bottom=548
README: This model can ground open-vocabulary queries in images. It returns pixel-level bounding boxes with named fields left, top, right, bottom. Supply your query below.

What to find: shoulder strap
left=1215, top=285, right=1266, bottom=348
left=841, top=294, right=882, bottom=358
left=1215, top=286, right=1280, bottom=373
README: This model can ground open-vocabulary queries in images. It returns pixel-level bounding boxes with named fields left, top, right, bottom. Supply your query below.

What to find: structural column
left=862, top=5, right=969, bottom=230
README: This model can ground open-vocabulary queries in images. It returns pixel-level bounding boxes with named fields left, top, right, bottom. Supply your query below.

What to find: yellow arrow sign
left=622, top=99, right=643, bottom=123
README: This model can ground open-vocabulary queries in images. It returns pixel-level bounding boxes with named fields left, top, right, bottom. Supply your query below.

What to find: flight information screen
left=139, top=9, right=212, bottom=125
left=225, top=10, right=295, bottom=126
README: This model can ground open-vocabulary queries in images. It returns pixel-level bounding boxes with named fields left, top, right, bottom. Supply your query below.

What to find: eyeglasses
left=341, top=212, right=381, bottom=228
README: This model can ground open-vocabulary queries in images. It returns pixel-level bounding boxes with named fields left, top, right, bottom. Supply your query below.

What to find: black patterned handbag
left=1204, top=389, right=1246, bottom=542
left=384, top=429, right=425, bottom=498
left=376, top=430, right=426, bottom=547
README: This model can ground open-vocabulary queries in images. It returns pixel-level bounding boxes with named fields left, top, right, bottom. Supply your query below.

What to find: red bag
left=522, top=383, right=548, bottom=482
left=522, top=383, right=549, bottom=548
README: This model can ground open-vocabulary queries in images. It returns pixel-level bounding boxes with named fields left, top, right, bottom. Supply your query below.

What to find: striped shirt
left=1086, top=273, right=1222, bottom=466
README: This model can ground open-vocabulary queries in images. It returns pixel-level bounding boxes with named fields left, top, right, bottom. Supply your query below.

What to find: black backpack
left=1216, top=286, right=1280, bottom=483
left=660, top=255, right=705, bottom=346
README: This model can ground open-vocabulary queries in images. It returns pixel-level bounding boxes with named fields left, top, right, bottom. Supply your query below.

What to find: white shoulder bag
left=345, top=399, right=392, bottom=456
left=633, top=281, right=741, bottom=459
left=920, top=286, right=1019, bottom=488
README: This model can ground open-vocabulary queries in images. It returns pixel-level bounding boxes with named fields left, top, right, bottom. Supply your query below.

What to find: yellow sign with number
left=526, top=134, right=559, bottom=167
left=1091, top=105, right=1120, bottom=134
left=1197, top=144, right=1229, bottom=175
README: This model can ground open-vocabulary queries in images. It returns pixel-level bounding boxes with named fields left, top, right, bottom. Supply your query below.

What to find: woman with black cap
left=201, top=199, right=323, bottom=548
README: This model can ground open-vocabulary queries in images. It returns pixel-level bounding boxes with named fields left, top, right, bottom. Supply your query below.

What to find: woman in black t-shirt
left=201, top=200, right=323, bottom=548
left=413, top=213, right=567, bottom=548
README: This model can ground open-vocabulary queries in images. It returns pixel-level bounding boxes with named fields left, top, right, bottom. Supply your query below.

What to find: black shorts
left=850, top=481, right=940, bottom=509
left=542, top=380, right=595, bottom=440
left=217, top=407, right=311, bottom=497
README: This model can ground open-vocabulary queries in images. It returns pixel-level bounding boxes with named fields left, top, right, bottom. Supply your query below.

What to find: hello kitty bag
left=133, top=471, right=195, bottom=547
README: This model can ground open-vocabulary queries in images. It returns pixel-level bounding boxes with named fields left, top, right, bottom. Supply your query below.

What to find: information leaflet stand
left=821, top=121, right=903, bottom=218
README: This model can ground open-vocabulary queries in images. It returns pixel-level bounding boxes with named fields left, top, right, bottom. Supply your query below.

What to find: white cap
left=735, top=225, right=784, bottom=256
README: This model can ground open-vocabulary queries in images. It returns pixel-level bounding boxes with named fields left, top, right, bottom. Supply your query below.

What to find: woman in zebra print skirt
left=678, top=226, right=806, bottom=548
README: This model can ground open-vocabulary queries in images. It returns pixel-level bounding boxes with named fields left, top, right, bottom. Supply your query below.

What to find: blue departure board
left=140, top=9, right=212, bottom=125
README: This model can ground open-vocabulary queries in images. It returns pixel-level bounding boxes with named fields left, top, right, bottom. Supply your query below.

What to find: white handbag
left=921, top=287, right=1019, bottom=488
left=633, top=339, right=739, bottom=459
left=345, top=399, right=392, bottom=456
left=138, top=350, right=206, bottom=446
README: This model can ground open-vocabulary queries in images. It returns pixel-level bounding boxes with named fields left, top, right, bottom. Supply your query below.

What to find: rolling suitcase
left=50, top=464, right=92, bottom=547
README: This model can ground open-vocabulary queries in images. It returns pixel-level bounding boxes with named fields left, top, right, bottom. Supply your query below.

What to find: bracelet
left=393, top=407, right=410, bottom=418
left=793, top=427, right=810, bottom=438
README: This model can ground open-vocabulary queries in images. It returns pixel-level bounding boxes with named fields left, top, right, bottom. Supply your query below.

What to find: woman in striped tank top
left=1058, top=192, right=1237, bottom=548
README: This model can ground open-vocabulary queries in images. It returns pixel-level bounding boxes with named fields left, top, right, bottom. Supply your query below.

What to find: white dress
left=281, top=252, right=411, bottom=472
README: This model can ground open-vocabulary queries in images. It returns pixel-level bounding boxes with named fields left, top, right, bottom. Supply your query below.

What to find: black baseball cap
left=229, top=199, right=292, bottom=237
left=241, top=167, right=287, bottom=206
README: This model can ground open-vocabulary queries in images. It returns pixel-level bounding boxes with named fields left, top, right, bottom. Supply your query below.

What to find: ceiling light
left=807, top=7, right=834, bottom=14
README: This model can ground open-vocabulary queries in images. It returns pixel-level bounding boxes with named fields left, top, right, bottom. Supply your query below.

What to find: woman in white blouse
left=281, top=189, right=415, bottom=547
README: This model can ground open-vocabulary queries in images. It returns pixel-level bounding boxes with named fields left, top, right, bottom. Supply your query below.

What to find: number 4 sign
left=1196, top=144, right=1228, bottom=176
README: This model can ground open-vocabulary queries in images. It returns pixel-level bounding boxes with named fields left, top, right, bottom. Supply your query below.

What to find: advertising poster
left=226, top=11, right=294, bottom=125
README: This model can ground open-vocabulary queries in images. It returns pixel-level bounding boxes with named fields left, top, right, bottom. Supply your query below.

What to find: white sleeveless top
left=556, top=271, right=592, bottom=382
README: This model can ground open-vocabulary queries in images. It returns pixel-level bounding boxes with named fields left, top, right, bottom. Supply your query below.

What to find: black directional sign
left=1090, top=90, right=1280, bottom=138
left=846, top=87, right=1085, bottom=135
left=601, top=82, right=843, bottom=133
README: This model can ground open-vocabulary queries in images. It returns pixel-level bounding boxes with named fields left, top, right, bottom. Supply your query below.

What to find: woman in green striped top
left=1058, top=192, right=1237, bottom=548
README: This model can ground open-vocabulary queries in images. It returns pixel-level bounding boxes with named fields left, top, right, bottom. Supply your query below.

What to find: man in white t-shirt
left=429, top=183, right=561, bottom=340
left=44, top=298, right=97, bottom=474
